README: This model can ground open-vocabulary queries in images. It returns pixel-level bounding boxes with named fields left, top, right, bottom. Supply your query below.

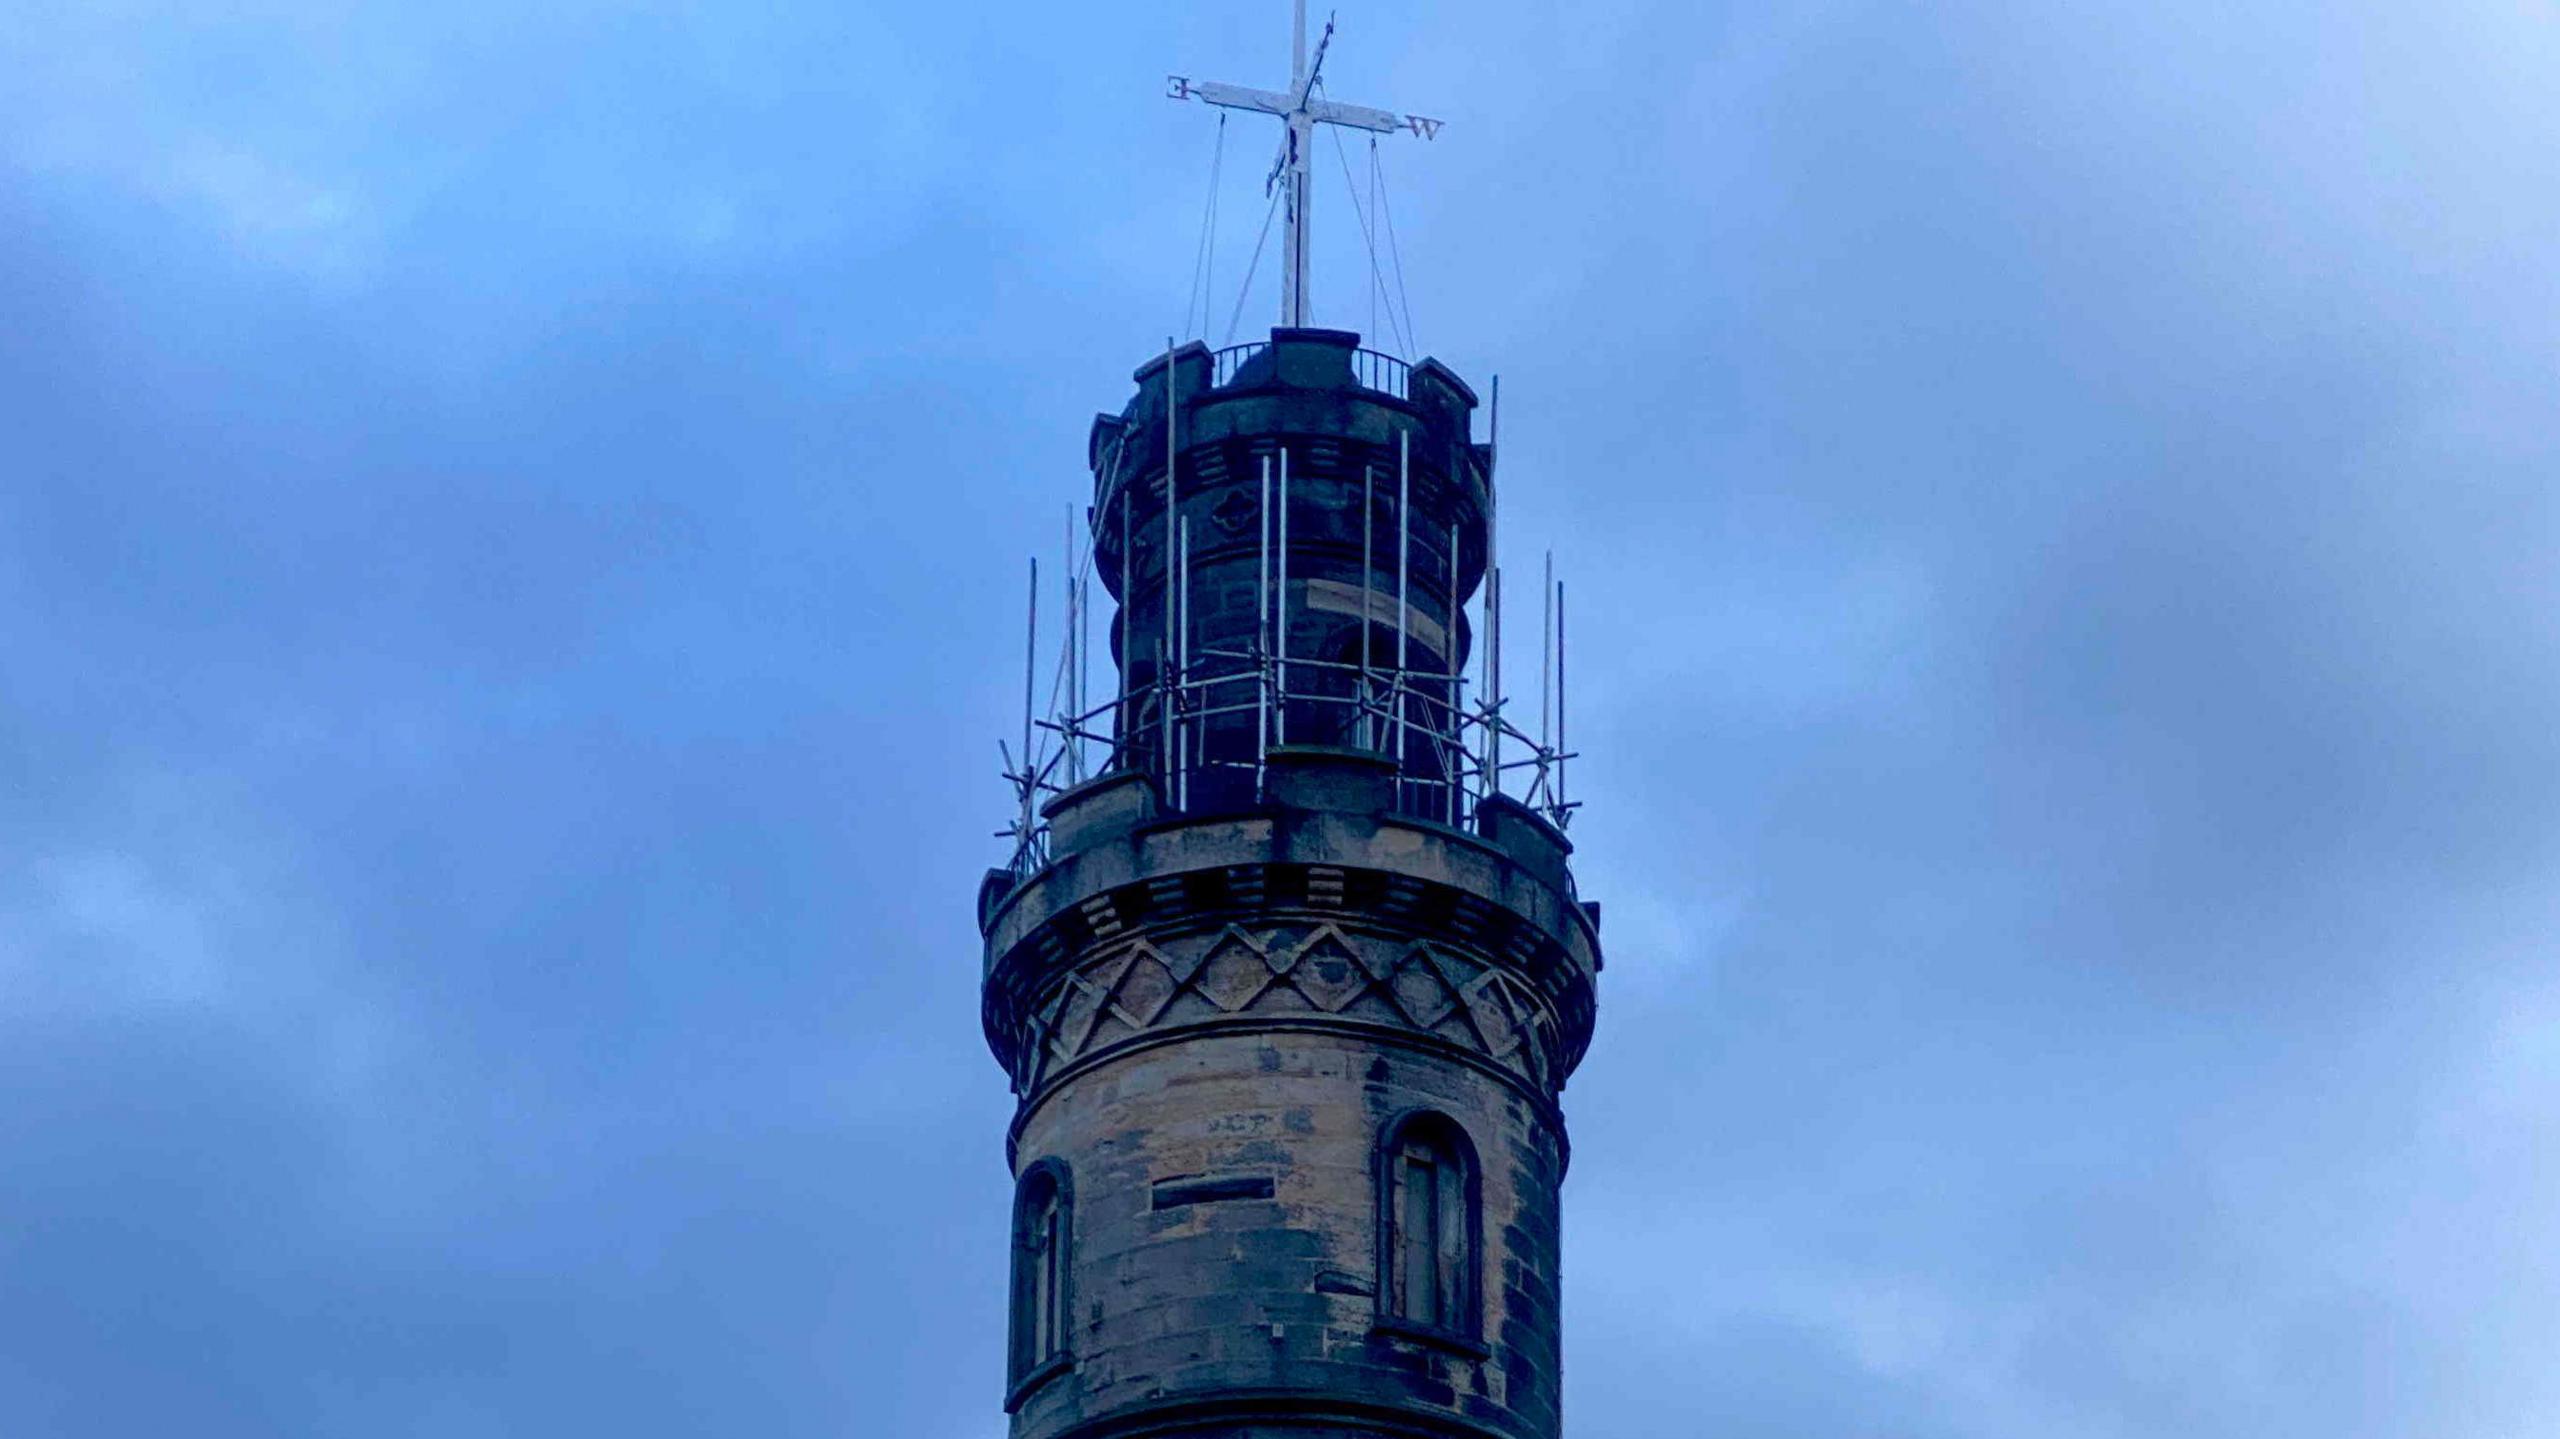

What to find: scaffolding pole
left=1361, top=464, right=1374, bottom=749
left=1257, top=454, right=1271, bottom=796
left=1161, top=338, right=1177, bottom=804
left=1488, top=374, right=1501, bottom=802
left=1276, top=444, right=1291, bottom=746
left=1540, top=548, right=1553, bottom=802
left=1119, top=480, right=1132, bottom=761
left=1446, top=519, right=1460, bottom=823
left=1178, top=516, right=1192, bottom=811
left=1395, top=428, right=1409, bottom=794
left=1019, top=554, right=1038, bottom=865
left=1063, top=508, right=1080, bottom=784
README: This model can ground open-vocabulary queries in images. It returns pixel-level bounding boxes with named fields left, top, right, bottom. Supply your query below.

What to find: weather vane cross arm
left=1310, top=95, right=1405, bottom=134
left=1168, top=77, right=1430, bottom=137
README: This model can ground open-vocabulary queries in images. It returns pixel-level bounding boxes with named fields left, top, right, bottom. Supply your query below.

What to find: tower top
left=976, top=28, right=1600, bottom=1435
left=1167, top=2, right=1443, bottom=329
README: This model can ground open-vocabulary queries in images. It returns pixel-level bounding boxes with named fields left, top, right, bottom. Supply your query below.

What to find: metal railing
left=999, top=650, right=1573, bottom=884
left=1001, top=413, right=1556, bottom=889
left=1210, top=341, right=1267, bottom=388
left=1208, top=341, right=1410, bottom=400
left=1351, top=347, right=1410, bottom=399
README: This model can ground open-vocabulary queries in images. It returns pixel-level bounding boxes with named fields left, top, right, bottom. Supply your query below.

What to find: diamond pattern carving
left=1107, top=946, right=1180, bottom=1027
left=1288, top=931, right=1371, bottom=1013
left=1194, top=929, right=1280, bottom=1012
left=1005, top=922, right=1565, bottom=1097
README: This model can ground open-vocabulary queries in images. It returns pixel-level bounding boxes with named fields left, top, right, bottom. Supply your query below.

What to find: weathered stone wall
left=1008, top=1028, right=1563, bottom=1439
left=1087, top=329, right=1493, bottom=805
left=982, top=754, right=1597, bottom=1439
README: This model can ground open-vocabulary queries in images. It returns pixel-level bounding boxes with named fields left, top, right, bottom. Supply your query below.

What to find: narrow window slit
left=1151, top=1173, right=1277, bottom=1209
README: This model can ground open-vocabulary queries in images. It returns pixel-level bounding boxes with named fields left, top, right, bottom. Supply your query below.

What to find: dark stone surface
left=1046, top=770, right=1164, bottom=858
left=1263, top=745, right=1398, bottom=816
left=1087, top=328, right=1493, bottom=799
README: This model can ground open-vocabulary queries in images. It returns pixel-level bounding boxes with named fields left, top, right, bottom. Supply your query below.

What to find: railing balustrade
left=1351, top=348, right=1410, bottom=399
left=1207, top=342, right=1411, bottom=400
left=1003, top=650, right=1574, bottom=882
left=1210, top=341, right=1267, bottom=388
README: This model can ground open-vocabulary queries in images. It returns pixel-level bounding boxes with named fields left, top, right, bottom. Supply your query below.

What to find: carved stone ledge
left=996, top=919, right=1566, bottom=1103
left=981, top=807, right=1602, bottom=1107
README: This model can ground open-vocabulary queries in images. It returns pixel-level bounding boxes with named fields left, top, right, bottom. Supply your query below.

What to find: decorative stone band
left=982, top=753, right=1601, bottom=1129
left=988, top=880, right=1587, bottom=1126
left=998, top=908, right=1567, bottom=1106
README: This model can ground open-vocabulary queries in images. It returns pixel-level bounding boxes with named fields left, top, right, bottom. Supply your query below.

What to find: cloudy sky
left=5, top=2, right=2555, bottom=1435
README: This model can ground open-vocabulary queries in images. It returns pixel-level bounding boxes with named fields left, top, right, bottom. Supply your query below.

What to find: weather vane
left=1167, top=2, right=1443, bottom=329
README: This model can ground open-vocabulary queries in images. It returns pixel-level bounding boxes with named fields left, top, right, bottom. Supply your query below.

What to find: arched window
left=1009, top=1161, right=1073, bottom=1396
left=1375, top=1112, right=1479, bottom=1340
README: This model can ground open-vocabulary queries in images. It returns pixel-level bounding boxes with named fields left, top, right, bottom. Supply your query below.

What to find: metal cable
left=1313, top=86, right=1408, bottom=358
left=1182, top=114, right=1227, bottom=341
left=1222, top=183, right=1284, bottom=346
left=1372, top=138, right=1420, bottom=357
left=1317, top=80, right=1408, bottom=358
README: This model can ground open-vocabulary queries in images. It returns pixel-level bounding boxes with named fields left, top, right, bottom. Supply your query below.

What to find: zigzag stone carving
left=1000, top=919, right=1565, bottom=1102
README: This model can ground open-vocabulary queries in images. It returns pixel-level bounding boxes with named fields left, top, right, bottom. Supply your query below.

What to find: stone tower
left=978, top=328, right=1601, bottom=1439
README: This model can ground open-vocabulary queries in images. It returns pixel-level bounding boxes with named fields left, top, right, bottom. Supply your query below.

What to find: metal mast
left=1168, top=1, right=1441, bottom=329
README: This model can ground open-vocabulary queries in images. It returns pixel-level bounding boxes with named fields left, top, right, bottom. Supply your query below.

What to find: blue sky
left=4, top=2, right=2556, bottom=1435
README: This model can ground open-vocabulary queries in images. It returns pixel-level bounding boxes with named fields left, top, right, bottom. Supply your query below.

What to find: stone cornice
left=982, top=750, right=1603, bottom=1123
left=983, top=854, right=1598, bottom=1116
